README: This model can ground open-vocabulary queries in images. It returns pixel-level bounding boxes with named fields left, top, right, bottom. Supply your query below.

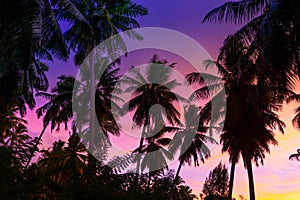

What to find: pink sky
left=25, top=0, right=300, bottom=199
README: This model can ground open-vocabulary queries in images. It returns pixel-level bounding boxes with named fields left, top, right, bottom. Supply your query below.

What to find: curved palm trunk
left=174, top=159, right=183, bottom=183
left=245, top=155, right=255, bottom=200
left=24, top=122, right=49, bottom=169
left=228, top=162, right=236, bottom=200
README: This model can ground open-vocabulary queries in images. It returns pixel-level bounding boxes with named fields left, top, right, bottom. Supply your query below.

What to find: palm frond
left=202, top=0, right=267, bottom=24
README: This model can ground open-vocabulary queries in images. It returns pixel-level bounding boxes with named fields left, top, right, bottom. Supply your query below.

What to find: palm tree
left=202, top=0, right=299, bottom=105
left=0, top=107, right=28, bottom=143
left=38, top=140, right=66, bottom=183
left=34, top=131, right=87, bottom=196
left=203, top=5, right=299, bottom=199
left=186, top=36, right=285, bottom=200
left=222, top=86, right=283, bottom=200
left=133, top=123, right=177, bottom=188
left=0, top=0, right=89, bottom=116
left=24, top=75, right=74, bottom=169
left=0, top=106, right=38, bottom=166
left=3, top=122, right=29, bottom=148
left=61, top=0, right=147, bottom=174
left=63, top=0, right=148, bottom=65
left=27, top=59, right=122, bottom=165
left=57, top=130, right=87, bottom=185
left=73, top=61, right=122, bottom=178
left=169, top=105, right=216, bottom=182
left=286, top=93, right=300, bottom=129
left=122, top=55, right=182, bottom=174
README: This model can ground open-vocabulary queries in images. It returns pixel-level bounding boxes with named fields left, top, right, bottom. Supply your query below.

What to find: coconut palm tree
left=222, top=85, right=283, bottom=200
left=3, top=122, right=29, bottom=148
left=63, top=0, right=148, bottom=65
left=24, top=75, right=74, bottom=169
left=0, top=106, right=38, bottom=166
left=61, top=1, right=147, bottom=174
left=0, top=107, right=27, bottom=142
left=33, top=132, right=87, bottom=197
left=26, top=60, right=122, bottom=166
left=0, top=0, right=90, bottom=116
left=122, top=55, right=182, bottom=174
left=56, top=130, right=87, bottom=185
left=73, top=60, right=123, bottom=178
left=186, top=36, right=285, bottom=200
left=38, top=140, right=66, bottom=183
left=202, top=0, right=299, bottom=104
left=134, top=134, right=173, bottom=188
left=169, top=105, right=217, bottom=182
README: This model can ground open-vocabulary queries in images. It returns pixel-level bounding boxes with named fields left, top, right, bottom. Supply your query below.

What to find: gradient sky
left=25, top=1, right=300, bottom=199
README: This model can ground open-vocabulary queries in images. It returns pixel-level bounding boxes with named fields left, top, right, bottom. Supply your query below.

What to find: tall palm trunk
left=174, top=159, right=183, bottom=182
left=228, top=161, right=236, bottom=200
left=136, top=127, right=145, bottom=174
left=89, top=44, right=95, bottom=156
left=245, top=155, right=255, bottom=200
left=148, top=172, right=151, bottom=189
left=24, top=122, right=49, bottom=169
left=136, top=117, right=148, bottom=175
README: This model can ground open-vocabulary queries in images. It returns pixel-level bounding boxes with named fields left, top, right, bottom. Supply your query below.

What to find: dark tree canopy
left=202, top=162, right=229, bottom=200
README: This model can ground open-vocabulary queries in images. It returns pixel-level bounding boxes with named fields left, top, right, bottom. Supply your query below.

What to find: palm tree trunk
left=174, top=159, right=183, bottom=182
left=245, top=155, right=255, bottom=200
left=148, top=172, right=151, bottom=189
left=228, top=162, right=236, bottom=200
left=136, top=120, right=148, bottom=175
left=89, top=45, right=95, bottom=155
left=24, top=122, right=49, bottom=169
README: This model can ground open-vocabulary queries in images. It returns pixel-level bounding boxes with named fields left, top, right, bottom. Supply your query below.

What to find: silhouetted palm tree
left=133, top=123, right=177, bottom=188
left=0, top=0, right=89, bottom=116
left=62, top=1, right=147, bottom=174
left=4, top=122, right=29, bottom=149
left=27, top=60, right=122, bottom=166
left=123, top=55, right=181, bottom=174
left=186, top=36, right=285, bottom=200
left=0, top=106, right=38, bottom=167
left=27, top=132, right=87, bottom=198
left=63, top=0, right=148, bottom=65
left=73, top=61, right=122, bottom=178
left=38, top=140, right=66, bottom=183
left=57, top=130, right=87, bottom=185
left=169, top=105, right=216, bottom=181
left=203, top=0, right=299, bottom=108
left=24, top=75, right=74, bottom=169
left=0, top=107, right=28, bottom=143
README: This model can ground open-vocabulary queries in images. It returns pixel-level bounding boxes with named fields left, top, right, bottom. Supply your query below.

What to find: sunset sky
left=25, top=1, right=300, bottom=199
